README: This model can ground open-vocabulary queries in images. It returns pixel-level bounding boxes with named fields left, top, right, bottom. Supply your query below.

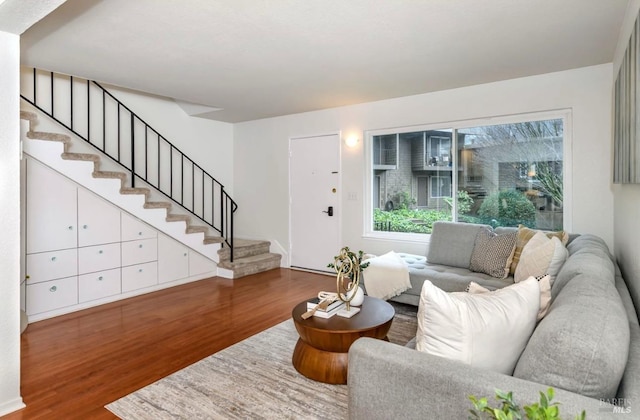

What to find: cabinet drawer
left=79, top=268, right=121, bottom=303
left=26, top=249, right=78, bottom=284
left=78, top=242, right=121, bottom=274
left=122, top=262, right=158, bottom=293
left=121, top=212, right=157, bottom=241
left=121, top=238, right=157, bottom=266
left=26, top=276, right=78, bottom=316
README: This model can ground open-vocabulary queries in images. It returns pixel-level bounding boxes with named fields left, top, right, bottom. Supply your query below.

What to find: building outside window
left=367, top=113, right=566, bottom=236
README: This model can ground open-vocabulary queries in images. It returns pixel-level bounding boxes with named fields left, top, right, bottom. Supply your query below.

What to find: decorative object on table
left=301, top=291, right=342, bottom=319
left=328, top=246, right=369, bottom=318
left=306, top=296, right=344, bottom=312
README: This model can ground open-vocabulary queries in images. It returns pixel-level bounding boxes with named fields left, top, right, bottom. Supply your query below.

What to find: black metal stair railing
left=20, top=68, right=236, bottom=261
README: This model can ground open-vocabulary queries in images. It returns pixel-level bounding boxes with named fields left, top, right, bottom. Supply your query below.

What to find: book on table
left=311, top=302, right=345, bottom=319
left=307, top=297, right=343, bottom=312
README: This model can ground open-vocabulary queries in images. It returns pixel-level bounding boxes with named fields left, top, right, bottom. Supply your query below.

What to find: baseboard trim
left=0, top=397, right=26, bottom=417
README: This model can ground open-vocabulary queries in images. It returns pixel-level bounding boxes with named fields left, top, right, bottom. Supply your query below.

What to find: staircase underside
left=20, top=108, right=281, bottom=279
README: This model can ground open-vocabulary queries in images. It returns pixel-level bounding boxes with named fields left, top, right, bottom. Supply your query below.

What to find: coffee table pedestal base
left=292, top=338, right=348, bottom=384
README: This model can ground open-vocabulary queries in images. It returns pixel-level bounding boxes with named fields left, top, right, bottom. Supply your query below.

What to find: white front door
left=290, top=134, right=340, bottom=272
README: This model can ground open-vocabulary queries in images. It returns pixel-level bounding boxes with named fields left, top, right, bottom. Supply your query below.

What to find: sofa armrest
left=348, top=338, right=620, bottom=419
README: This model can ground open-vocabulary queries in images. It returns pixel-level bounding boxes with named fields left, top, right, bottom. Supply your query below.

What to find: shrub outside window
left=368, top=114, right=565, bottom=236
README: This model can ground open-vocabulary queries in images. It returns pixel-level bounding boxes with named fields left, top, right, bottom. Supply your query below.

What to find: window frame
left=363, top=110, right=573, bottom=242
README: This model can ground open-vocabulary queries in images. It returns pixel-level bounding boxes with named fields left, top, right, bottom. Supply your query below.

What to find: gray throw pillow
left=469, top=227, right=517, bottom=279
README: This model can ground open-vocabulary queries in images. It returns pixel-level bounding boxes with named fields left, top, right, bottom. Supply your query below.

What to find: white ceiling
left=19, top=0, right=630, bottom=123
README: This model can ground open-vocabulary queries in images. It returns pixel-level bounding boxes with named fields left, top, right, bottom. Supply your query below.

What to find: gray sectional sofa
left=350, top=222, right=640, bottom=419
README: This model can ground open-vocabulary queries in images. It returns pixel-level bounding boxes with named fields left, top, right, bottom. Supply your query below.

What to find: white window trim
left=363, top=109, right=573, bottom=240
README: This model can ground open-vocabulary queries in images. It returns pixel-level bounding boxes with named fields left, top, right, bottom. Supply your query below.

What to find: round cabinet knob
left=98, top=276, right=103, bottom=281
left=138, top=268, right=143, bottom=273
left=138, top=244, right=143, bottom=248
left=51, top=256, right=57, bottom=262
left=98, top=250, right=103, bottom=254
left=49, top=285, right=57, bottom=292
left=83, top=225, right=88, bottom=229
left=68, top=226, right=73, bottom=230
left=183, top=253, right=187, bottom=257
left=138, top=232, right=143, bottom=236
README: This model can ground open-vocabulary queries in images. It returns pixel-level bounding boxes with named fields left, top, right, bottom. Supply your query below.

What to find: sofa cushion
left=427, top=222, right=489, bottom=269
left=514, top=270, right=630, bottom=399
left=416, top=277, right=539, bottom=375
left=469, top=227, right=516, bottom=278
left=398, top=253, right=515, bottom=294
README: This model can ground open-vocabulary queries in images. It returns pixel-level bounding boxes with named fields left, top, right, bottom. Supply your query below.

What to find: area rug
left=106, top=304, right=417, bottom=419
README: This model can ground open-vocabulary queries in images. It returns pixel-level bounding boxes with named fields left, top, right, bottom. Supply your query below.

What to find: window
left=367, top=113, right=567, bottom=236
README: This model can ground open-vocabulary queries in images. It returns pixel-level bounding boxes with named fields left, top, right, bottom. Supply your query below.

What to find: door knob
left=322, top=206, right=334, bottom=216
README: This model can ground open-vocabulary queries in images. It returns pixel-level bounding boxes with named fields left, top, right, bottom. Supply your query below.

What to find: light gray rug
left=106, top=307, right=417, bottom=419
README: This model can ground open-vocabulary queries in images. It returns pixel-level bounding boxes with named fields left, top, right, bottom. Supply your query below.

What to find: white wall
left=613, top=0, right=640, bottom=313
left=105, top=85, right=235, bottom=193
left=0, top=30, right=25, bottom=416
left=234, top=64, right=614, bottom=262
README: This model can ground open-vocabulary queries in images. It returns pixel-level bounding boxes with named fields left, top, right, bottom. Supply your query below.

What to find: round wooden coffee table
left=291, top=296, right=395, bottom=384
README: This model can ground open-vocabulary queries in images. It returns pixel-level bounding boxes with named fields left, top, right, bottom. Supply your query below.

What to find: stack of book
left=307, top=297, right=345, bottom=318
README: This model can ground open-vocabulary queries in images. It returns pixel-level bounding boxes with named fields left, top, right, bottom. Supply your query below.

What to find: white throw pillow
left=416, top=277, right=540, bottom=375
left=514, top=231, right=568, bottom=283
left=466, top=274, right=552, bottom=321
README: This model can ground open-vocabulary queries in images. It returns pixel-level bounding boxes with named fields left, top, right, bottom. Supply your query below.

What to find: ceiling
left=19, top=0, right=630, bottom=123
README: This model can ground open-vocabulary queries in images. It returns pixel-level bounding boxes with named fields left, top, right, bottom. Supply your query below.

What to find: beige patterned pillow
left=510, top=225, right=568, bottom=275
left=514, top=231, right=567, bottom=282
left=469, top=228, right=517, bottom=279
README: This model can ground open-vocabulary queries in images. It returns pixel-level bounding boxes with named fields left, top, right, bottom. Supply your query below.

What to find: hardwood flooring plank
left=2, top=268, right=334, bottom=419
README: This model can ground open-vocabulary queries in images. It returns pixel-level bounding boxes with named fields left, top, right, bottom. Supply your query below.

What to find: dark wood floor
left=3, top=268, right=335, bottom=419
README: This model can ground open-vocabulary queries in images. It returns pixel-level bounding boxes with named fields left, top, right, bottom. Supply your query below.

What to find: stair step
left=120, top=186, right=150, bottom=195
left=218, top=252, right=282, bottom=278
left=62, top=152, right=100, bottom=163
left=186, top=225, right=209, bottom=234
left=94, top=170, right=127, bottom=180
left=144, top=201, right=171, bottom=210
left=20, top=110, right=38, bottom=123
left=27, top=131, right=71, bottom=143
left=204, top=236, right=224, bottom=244
left=218, top=239, right=270, bottom=260
left=166, top=214, right=190, bottom=222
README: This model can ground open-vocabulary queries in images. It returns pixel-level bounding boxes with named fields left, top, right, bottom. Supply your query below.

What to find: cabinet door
left=158, top=234, right=189, bottom=283
left=79, top=268, right=121, bottom=303
left=189, top=251, right=217, bottom=276
left=78, top=188, right=121, bottom=247
left=121, top=238, right=157, bottom=267
left=121, top=212, right=157, bottom=242
left=26, top=159, right=77, bottom=253
left=26, top=276, right=78, bottom=316
left=26, top=248, right=78, bottom=284
left=122, top=262, right=158, bottom=293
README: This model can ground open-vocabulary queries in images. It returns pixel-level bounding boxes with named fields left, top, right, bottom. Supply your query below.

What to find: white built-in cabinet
left=24, top=158, right=217, bottom=322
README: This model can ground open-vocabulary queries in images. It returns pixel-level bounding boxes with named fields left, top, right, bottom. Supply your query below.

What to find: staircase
left=19, top=68, right=282, bottom=279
